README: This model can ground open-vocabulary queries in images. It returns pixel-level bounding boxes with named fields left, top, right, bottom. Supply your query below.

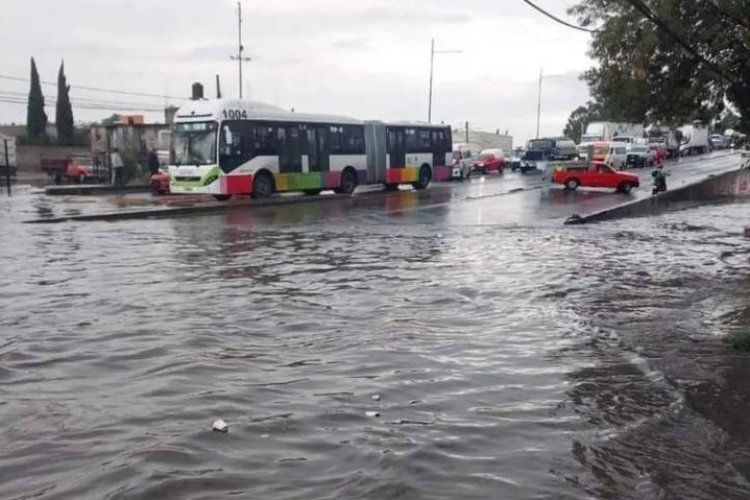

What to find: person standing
left=147, top=148, right=160, bottom=176
left=110, top=148, right=124, bottom=188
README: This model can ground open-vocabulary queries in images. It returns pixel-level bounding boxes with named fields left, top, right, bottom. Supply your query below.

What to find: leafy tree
left=26, top=58, right=48, bottom=140
left=571, top=0, right=750, bottom=133
left=55, top=61, right=75, bottom=146
left=564, top=102, right=603, bottom=142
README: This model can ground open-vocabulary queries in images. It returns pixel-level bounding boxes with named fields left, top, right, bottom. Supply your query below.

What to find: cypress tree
left=26, top=58, right=48, bottom=140
left=56, top=61, right=75, bottom=145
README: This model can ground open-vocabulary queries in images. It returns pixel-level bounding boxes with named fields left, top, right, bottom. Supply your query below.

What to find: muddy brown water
left=2, top=187, right=750, bottom=499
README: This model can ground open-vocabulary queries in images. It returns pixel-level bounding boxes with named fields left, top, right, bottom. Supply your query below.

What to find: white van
left=607, top=143, right=629, bottom=170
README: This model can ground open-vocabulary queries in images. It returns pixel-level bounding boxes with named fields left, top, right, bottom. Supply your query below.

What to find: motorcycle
left=651, top=168, right=667, bottom=195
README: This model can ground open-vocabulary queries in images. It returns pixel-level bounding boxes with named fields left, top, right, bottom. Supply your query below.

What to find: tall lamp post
left=230, top=1, right=252, bottom=99
left=536, top=68, right=565, bottom=138
left=428, top=38, right=462, bottom=123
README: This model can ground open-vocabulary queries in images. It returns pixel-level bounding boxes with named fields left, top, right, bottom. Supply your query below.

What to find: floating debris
left=365, top=411, right=380, bottom=418
left=371, top=394, right=381, bottom=401
left=212, top=419, right=229, bottom=433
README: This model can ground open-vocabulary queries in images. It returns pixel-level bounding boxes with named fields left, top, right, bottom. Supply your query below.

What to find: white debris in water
left=212, top=419, right=229, bottom=433
left=365, top=411, right=380, bottom=418
left=371, top=394, right=381, bottom=401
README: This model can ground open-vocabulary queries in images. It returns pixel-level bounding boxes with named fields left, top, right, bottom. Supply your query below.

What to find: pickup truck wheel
left=564, top=178, right=579, bottom=191
left=618, top=182, right=633, bottom=194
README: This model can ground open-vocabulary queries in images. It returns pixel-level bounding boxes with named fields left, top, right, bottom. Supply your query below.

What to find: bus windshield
left=172, top=122, right=217, bottom=166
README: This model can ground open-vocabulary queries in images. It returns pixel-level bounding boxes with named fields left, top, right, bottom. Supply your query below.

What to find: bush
left=18, top=135, right=51, bottom=146
left=119, top=149, right=142, bottom=184
left=724, top=330, right=750, bottom=352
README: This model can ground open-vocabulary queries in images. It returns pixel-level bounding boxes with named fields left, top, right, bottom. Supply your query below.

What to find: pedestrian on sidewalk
left=111, top=148, right=124, bottom=188
left=147, top=148, right=160, bottom=176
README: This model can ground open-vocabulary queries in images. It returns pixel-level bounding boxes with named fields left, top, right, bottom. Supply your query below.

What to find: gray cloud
left=0, top=0, right=594, bottom=142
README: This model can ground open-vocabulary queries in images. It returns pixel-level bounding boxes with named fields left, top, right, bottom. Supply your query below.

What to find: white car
left=449, top=150, right=474, bottom=180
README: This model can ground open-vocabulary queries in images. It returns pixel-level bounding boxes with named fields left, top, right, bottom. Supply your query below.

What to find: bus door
left=306, top=126, right=329, bottom=172
left=388, top=128, right=406, bottom=168
left=278, top=125, right=302, bottom=173
left=431, top=129, right=446, bottom=166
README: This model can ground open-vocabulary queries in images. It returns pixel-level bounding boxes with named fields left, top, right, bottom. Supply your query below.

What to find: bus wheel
left=213, top=194, right=231, bottom=201
left=412, top=165, right=432, bottom=190
left=335, top=169, right=357, bottom=195
left=252, top=172, right=275, bottom=198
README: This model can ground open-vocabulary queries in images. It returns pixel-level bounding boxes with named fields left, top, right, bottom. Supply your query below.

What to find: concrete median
left=565, top=161, right=750, bottom=225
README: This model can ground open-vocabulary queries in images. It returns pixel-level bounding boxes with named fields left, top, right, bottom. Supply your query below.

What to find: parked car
left=506, top=147, right=524, bottom=171
left=449, top=150, right=474, bottom=180
left=472, top=149, right=505, bottom=174
left=710, top=134, right=729, bottom=150
left=625, top=144, right=656, bottom=169
left=552, top=160, right=640, bottom=193
left=150, top=167, right=170, bottom=194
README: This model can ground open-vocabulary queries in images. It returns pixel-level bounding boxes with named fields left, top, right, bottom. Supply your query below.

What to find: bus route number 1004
left=222, top=109, right=249, bottom=120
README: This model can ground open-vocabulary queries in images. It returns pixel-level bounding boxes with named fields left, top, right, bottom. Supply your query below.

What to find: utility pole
left=230, top=2, right=251, bottom=99
left=465, top=121, right=469, bottom=144
left=216, top=74, right=222, bottom=99
left=536, top=69, right=565, bottom=139
left=428, top=39, right=435, bottom=124
left=536, top=68, right=543, bottom=139
left=3, top=138, right=10, bottom=196
left=427, top=38, right=462, bottom=123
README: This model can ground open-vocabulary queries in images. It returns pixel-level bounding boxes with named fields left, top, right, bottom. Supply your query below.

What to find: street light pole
left=536, top=68, right=543, bottom=139
left=428, top=39, right=435, bottom=124
left=427, top=38, right=462, bottom=123
left=536, top=68, right=565, bottom=139
left=230, top=1, right=252, bottom=99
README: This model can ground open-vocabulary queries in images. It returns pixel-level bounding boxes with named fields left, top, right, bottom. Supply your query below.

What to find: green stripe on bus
left=170, top=166, right=220, bottom=188
left=277, top=173, right=324, bottom=191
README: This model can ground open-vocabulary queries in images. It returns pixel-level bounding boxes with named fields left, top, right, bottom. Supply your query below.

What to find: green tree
left=564, top=102, right=602, bottom=143
left=55, top=61, right=74, bottom=146
left=571, top=0, right=750, bottom=133
left=26, top=58, right=48, bottom=140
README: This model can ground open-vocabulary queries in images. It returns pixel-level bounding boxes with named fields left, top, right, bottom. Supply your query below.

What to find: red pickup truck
left=552, top=161, right=640, bottom=193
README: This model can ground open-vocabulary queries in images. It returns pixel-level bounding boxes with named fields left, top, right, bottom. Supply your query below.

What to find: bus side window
left=329, top=126, right=343, bottom=154
left=219, top=121, right=246, bottom=172
left=252, top=124, right=276, bottom=156
left=221, top=123, right=241, bottom=156
left=404, top=128, right=417, bottom=153
left=418, top=129, right=431, bottom=152
left=342, top=125, right=364, bottom=154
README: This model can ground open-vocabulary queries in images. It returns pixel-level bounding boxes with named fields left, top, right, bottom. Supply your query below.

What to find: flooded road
left=2, top=174, right=750, bottom=499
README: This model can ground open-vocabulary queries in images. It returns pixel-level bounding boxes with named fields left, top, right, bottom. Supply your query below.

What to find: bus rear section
left=364, top=122, right=452, bottom=190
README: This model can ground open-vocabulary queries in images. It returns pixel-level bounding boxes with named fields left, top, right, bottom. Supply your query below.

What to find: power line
left=521, top=0, right=599, bottom=33
left=0, top=96, right=165, bottom=113
left=0, top=90, right=167, bottom=109
left=0, top=74, right=188, bottom=101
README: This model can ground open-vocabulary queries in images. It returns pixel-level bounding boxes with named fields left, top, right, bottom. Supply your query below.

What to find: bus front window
left=171, top=122, right=217, bottom=166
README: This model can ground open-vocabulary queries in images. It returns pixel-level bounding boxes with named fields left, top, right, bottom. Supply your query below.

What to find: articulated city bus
left=168, top=99, right=452, bottom=199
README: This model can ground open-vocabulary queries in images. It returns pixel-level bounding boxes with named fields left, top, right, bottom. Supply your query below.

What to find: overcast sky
left=0, top=0, right=593, bottom=143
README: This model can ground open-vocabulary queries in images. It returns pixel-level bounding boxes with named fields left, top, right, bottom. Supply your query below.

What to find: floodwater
left=2, top=186, right=750, bottom=499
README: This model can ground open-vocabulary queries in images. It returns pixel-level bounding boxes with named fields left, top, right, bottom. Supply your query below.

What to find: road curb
left=564, top=165, right=750, bottom=225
